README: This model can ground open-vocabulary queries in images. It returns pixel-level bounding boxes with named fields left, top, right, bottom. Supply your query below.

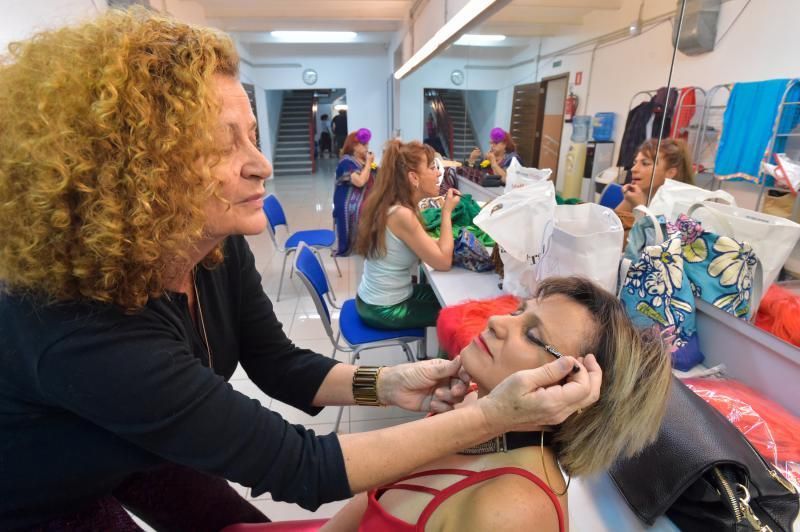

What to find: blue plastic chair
left=598, top=182, right=625, bottom=209
left=293, top=243, right=424, bottom=432
left=263, top=194, right=341, bottom=301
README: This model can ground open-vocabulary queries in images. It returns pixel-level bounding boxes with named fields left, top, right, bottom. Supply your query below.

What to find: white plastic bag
left=648, top=179, right=735, bottom=222
left=474, top=181, right=557, bottom=297
left=687, top=201, right=800, bottom=294
left=504, top=158, right=553, bottom=193
left=540, top=204, right=624, bottom=293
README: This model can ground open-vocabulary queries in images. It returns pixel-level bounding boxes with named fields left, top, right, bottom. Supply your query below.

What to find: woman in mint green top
left=355, top=140, right=461, bottom=329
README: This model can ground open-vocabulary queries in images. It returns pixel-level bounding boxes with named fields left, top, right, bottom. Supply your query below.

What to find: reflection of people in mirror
left=614, top=138, right=695, bottom=241
left=324, top=277, right=671, bottom=532
left=466, top=127, right=521, bottom=184
left=318, top=113, right=332, bottom=158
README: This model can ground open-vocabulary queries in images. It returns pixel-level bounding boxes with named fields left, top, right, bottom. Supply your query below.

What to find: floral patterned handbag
left=620, top=215, right=760, bottom=371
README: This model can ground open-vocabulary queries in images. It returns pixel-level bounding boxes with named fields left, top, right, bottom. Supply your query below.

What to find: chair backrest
left=293, top=243, right=336, bottom=341
left=599, top=182, right=624, bottom=209
left=263, top=195, right=288, bottom=239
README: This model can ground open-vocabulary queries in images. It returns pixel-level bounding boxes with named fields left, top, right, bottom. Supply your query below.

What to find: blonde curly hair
left=0, top=8, right=239, bottom=311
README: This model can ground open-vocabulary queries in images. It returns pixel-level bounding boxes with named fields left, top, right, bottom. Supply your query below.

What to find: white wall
left=465, top=90, right=498, bottom=152
left=239, top=44, right=391, bottom=159
left=264, top=90, right=284, bottom=159
left=1, top=0, right=103, bottom=53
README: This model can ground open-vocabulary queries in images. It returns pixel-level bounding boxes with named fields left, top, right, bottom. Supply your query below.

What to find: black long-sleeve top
left=0, top=235, right=349, bottom=529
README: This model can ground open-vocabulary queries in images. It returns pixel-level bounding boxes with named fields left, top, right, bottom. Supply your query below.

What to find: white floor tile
left=289, top=315, right=331, bottom=341
left=229, top=379, right=272, bottom=408
left=270, top=399, right=348, bottom=427
left=251, top=497, right=350, bottom=522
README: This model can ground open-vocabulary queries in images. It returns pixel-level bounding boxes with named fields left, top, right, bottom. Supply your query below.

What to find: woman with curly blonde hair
left=0, top=9, right=601, bottom=530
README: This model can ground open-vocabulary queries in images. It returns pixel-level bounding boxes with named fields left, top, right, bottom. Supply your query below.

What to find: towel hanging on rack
left=714, top=78, right=800, bottom=183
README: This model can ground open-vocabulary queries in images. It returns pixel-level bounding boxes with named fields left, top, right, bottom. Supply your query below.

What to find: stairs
left=439, top=90, right=479, bottom=161
left=273, top=91, right=314, bottom=176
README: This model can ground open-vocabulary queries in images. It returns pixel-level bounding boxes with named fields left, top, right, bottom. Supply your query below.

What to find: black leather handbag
left=610, top=378, right=799, bottom=531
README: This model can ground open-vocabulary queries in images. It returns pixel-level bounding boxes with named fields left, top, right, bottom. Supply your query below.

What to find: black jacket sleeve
left=232, top=237, right=340, bottom=414
left=36, top=315, right=351, bottom=509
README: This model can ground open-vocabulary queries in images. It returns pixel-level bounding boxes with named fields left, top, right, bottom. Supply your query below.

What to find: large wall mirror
left=398, top=0, right=800, bottom=364
left=657, top=0, right=800, bottom=357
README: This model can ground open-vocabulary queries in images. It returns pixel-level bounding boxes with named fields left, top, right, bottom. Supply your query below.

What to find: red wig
left=436, top=295, right=521, bottom=359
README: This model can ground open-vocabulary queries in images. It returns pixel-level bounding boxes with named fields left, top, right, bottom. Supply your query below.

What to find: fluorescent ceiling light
left=333, top=104, right=348, bottom=111
left=455, top=34, right=506, bottom=46
left=270, top=31, right=357, bottom=43
left=394, top=0, right=507, bottom=79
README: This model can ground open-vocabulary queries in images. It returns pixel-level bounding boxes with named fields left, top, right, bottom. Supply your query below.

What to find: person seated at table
left=354, top=140, right=460, bottom=330
left=466, top=127, right=521, bottom=183
left=334, top=128, right=375, bottom=256
left=614, top=138, right=695, bottom=241
left=324, top=276, right=672, bottom=532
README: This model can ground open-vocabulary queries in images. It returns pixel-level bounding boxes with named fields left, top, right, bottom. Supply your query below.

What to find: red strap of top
left=414, top=467, right=565, bottom=532
left=374, top=469, right=475, bottom=499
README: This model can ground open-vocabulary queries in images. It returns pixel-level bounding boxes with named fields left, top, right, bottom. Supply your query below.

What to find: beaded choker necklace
left=457, top=431, right=553, bottom=455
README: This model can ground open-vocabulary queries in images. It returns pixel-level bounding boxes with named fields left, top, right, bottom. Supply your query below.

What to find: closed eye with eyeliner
left=462, top=295, right=590, bottom=396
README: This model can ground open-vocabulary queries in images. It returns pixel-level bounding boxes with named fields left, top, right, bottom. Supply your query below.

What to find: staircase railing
left=430, top=92, right=454, bottom=159
left=309, top=94, right=317, bottom=174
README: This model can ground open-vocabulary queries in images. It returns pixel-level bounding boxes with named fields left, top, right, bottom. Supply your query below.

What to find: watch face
left=450, top=69, right=464, bottom=86
left=302, top=69, right=318, bottom=86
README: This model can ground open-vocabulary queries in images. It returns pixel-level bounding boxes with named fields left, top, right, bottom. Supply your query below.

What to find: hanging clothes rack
left=672, top=86, right=706, bottom=161
left=692, top=83, right=732, bottom=189
left=755, top=78, right=800, bottom=220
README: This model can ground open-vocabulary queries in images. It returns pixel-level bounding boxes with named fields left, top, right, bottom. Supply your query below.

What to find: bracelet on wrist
left=352, top=366, right=385, bottom=406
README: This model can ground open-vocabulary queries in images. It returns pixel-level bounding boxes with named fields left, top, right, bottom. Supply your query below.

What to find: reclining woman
left=355, top=139, right=460, bottom=330
left=325, top=276, right=672, bottom=531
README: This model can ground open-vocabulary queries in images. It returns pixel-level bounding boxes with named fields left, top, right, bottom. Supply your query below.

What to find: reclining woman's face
left=460, top=295, right=596, bottom=395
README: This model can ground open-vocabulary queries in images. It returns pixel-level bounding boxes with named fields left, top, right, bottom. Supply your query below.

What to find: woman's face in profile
left=461, top=295, right=595, bottom=395
left=204, top=75, right=273, bottom=239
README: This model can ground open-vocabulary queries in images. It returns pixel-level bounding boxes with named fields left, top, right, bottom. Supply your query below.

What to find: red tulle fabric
left=436, top=295, right=521, bottom=359
left=755, top=284, right=800, bottom=347
left=683, top=378, right=800, bottom=490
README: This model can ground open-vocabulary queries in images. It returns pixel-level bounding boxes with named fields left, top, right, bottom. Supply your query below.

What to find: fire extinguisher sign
left=575, top=71, right=583, bottom=85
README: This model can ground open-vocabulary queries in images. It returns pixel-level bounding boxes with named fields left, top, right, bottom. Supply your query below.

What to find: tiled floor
left=229, top=158, right=427, bottom=522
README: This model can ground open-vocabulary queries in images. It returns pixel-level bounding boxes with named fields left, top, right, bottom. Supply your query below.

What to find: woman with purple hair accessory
left=334, top=128, right=376, bottom=256
left=467, top=127, right=521, bottom=184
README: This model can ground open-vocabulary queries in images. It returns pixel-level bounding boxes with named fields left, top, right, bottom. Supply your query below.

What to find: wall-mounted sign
left=575, top=71, right=583, bottom=85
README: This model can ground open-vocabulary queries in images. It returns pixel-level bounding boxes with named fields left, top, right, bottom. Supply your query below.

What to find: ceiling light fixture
left=393, top=0, right=510, bottom=80
left=270, top=31, right=357, bottom=43
left=454, top=34, right=507, bottom=46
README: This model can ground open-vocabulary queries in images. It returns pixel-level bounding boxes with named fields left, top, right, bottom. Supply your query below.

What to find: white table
left=421, top=263, right=679, bottom=531
left=456, top=175, right=503, bottom=203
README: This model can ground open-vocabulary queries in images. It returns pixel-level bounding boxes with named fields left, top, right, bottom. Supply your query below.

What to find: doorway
left=538, top=75, right=569, bottom=177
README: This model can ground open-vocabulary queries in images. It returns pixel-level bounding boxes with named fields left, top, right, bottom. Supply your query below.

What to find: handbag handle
left=700, top=190, right=734, bottom=206
left=633, top=204, right=664, bottom=242
left=748, top=256, right=764, bottom=321
left=686, top=201, right=736, bottom=237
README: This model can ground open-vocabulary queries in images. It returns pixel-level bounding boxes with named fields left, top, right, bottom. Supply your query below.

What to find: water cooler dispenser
left=562, top=116, right=590, bottom=199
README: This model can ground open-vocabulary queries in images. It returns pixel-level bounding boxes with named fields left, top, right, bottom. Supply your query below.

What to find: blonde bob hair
left=0, top=9, right=239, bottom=311
left=535, top=277, right=672, bottom=476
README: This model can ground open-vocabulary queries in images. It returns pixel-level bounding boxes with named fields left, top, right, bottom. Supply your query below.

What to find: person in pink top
left=325, top=277, right=672, bottom=532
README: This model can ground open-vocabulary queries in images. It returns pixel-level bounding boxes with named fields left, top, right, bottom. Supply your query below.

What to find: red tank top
left=358, top=467, right=566, bottom=532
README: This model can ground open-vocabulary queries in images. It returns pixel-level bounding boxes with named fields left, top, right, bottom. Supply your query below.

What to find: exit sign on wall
left=552, top=60, right=562, bottom=68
